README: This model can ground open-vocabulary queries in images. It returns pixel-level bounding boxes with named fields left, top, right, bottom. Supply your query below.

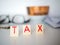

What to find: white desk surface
left=0, top=21, right=60, bottom=45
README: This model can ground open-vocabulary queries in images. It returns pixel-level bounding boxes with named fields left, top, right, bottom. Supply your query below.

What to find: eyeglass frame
left=0, top=15, right=30, bottom=24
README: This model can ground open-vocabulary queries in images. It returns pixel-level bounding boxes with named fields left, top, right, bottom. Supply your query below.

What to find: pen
left=0, top=26, right=10, bottom=29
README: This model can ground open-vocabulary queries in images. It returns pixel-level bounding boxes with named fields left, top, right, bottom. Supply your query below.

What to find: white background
left=0, top=0, right=60, bottom=16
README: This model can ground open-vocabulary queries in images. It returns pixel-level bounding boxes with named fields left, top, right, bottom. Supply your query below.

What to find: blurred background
left=0, top=0, right=60, bottom=45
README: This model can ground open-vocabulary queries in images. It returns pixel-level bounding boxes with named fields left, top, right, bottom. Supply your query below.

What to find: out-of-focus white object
left=29, top=15, right=46, bottom=24
left=44, top=15, right=60, bottom=28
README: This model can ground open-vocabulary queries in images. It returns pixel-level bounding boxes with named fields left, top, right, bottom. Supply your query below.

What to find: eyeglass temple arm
left=0, top=19, right=6, bottom=24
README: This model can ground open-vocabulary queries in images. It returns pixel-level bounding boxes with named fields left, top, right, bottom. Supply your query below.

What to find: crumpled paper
left=44, top=15, right=60, bottom=28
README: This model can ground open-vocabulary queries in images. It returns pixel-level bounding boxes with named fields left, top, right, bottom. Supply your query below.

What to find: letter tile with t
left=10, top=26, right=19, bottom=37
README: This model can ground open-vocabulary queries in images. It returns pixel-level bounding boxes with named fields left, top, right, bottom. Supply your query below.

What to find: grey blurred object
left=0, top=15, right=30, bottom=24
left=44, top=15, right=60, bottom=28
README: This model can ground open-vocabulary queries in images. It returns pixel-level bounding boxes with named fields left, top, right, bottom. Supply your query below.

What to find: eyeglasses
left=0, top=15, right=30, bottom=24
